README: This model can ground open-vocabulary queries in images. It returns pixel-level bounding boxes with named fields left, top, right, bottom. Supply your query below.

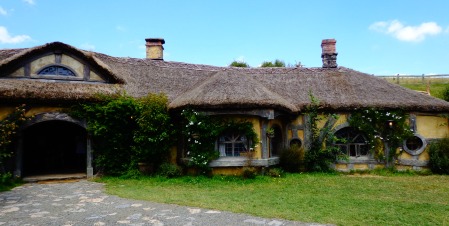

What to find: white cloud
left=0, top=7, right=7, bottom=16
left=0, top=26, right=31, bottom=44
left=80, top=43, right=95, bottom=51
left=23, top=0, right=35, bottom=5
left=369, top=20, right=442, bottom=42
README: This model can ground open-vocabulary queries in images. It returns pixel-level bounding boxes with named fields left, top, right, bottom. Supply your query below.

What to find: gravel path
left=0, top=180, right=329, bottom=226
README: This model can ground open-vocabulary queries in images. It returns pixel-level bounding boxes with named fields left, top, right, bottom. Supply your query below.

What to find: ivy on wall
left=181, top=109, right=259, bottom=174
left=71, top=93, right=174, bottom=175
left=0, top=104, right=32, bottom=174
left=349, top=108, right=413, bottom=165
left=304, top=93, right=344, bottom=172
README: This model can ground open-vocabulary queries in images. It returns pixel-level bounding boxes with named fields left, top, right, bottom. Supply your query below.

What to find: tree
left=229, top=61, right=250, bottom=68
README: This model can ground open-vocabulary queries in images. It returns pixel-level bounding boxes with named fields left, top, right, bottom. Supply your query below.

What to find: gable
left=0, top=42, right=123, bottom=84
left=5, top=52, right=111, bottom=83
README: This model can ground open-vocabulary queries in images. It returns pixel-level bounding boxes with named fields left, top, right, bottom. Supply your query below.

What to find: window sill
left=209, top=156, right=280, bottom=167
left=336, top=157, right=379, bottom=164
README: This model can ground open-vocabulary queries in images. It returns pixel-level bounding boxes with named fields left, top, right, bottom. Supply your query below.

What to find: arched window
left=38, top=65, right=76, bottom=76
left=334, top=127, right=369, bottom=158
left=218, top=133, right=249, bottom=157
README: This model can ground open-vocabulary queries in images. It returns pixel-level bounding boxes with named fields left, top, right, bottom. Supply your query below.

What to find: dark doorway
left=271, top=125, right=283, bottom=157
left=22, top=120, right=86, bottom=176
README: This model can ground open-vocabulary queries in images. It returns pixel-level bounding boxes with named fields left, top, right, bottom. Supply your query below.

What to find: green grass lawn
left=401, top=83, right=448, bottom=99
left=98, top=173, right=449, bottom=226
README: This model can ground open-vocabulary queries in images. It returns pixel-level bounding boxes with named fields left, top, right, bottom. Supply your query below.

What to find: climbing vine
left=0, top=104, right=32, bottom=173
left=181, top=109, right=259, bottom=174
left=348, top=108, right=413, bottom=165
left=304, top=93, right=344, bottom=172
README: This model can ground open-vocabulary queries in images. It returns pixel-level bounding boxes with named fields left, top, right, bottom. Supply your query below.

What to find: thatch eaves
left=0, top=79, right=122, bottom=104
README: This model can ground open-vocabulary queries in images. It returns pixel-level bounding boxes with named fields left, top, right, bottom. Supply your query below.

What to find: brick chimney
left=321, top=39, right=338, bottom=68
left=145, top=38, right=165, bottom=60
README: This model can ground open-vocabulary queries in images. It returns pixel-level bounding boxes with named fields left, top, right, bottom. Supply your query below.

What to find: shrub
left=242, top=167, right=257, bottom=179
left=428, top=138, right=449, bottom=174
left=279, top=144, right=304, bottom=173
left=157, top=163, right=182, bottom=178
left=266, top=168, right=285, bottom=178
left=0, top=172, right=22, bottom=191
left=229, top=61, right=249, bottom=67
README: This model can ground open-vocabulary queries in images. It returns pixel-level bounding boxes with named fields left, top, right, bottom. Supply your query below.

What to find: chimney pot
left=321, top=39, right=338, bottom=68
left=145, top=38, right=165, bottom=60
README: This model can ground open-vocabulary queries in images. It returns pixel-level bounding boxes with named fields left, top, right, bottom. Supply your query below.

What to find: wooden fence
left=377, top=74, right=449, bottom=85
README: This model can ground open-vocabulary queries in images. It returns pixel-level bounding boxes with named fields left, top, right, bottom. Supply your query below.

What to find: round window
left=403, top=134, right=426, bottom=156
left=289, top=138, right=302, bottom=148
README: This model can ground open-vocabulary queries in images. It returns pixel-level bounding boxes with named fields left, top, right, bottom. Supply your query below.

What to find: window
left=403, top=134, right=426, bottom=156
left=289, top=138, right=302, bottom=147
left=334, top=127, right=369, bottom=158
left=218, top=133, right=249, bottom=157
left=38, top=65, right=76, bottom=76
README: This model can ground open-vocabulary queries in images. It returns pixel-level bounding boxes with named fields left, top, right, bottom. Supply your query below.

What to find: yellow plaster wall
left=0, top=107, right=15, bottom=120
left=30, top=55, right=54, bottom=74
left=334, top=114, right=348, bottom=129
left=10, top=67, right=24, bottom=77
left=212, top=167, right=244, bottom=176
left=89, top=71, right=105, bottom=82
left=1, top=106, right=63, bottom=119
left=25, top=107, right=63, bottom=117
left=289, top=115, right=304, bottom=141
left=353, top=164, right=369, bottom=170
left=416, top=115, right=448, bottom=138
left=335, top=163, right=348, bottom=171
left=61, top=54, right=84, bottom=78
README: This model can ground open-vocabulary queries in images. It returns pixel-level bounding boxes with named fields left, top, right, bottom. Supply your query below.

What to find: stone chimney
left=145, top=38, right=165, bottom=60
left=321, top=39, right=338, bottom=68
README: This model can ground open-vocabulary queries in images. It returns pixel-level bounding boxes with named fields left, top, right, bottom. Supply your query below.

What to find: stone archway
left=14, top=112, right=93, bottom=178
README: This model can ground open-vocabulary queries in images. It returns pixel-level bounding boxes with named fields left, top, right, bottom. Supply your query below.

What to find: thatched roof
left=1, top=41, right=449, bottom=113
left=0, top=79, right=122, bottom=103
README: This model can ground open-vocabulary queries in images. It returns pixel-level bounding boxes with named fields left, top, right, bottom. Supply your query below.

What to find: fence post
left=422, top=74, right=425, bottom=84
left=396, top=74, right=399, bottom=84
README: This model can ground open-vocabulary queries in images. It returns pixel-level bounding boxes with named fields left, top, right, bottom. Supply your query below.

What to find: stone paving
left=0, top=180, right=330, bottom=226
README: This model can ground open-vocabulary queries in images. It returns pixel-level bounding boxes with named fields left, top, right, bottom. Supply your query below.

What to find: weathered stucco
left=30, top=54, right=54, bottom=75
left=416, top=115, right=448, bottom=138
left=61, top=54, right=84, bottom=78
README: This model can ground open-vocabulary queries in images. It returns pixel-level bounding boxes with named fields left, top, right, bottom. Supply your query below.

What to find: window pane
left=349, top=145, right=356, bottom=156
left=360, top=144, right=369, bottom=156
left=225, top=143, right=233, bottom=156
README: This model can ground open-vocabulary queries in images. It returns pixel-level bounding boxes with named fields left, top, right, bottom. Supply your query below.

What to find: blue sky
left=1, top=0, right=448, bottom=75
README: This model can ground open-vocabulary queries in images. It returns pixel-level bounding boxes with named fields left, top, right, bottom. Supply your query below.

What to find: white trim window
left=334, top=127, right=369, bottom=158
left=218, top=133, right=248, bottom=157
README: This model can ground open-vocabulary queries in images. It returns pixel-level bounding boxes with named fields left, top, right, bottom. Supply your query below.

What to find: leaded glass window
left=218, top=133, right=248, bottom=157
left=334, top=127, right=369, bottom=158
left=38, top=65, right=76, bottom=76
